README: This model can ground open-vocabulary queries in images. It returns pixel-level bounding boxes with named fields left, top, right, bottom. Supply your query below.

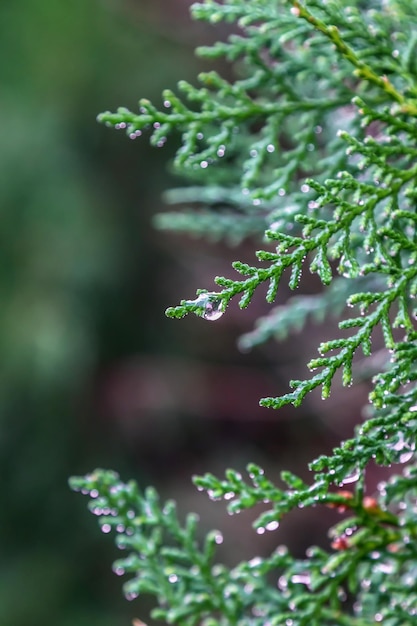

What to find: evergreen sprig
left=71, top=461, right=417, bottom=625
left=72, top=1, right=417, bottom=624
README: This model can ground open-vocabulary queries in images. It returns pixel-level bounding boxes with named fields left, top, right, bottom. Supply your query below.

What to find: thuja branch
left=98, top=77, right=348, bottom=174
left=72, top=3, right=417, bottom=625
left=292, top=0, right=417, bottom=115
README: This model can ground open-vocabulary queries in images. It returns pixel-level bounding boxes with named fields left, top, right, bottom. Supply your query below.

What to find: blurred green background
left=0, top=2, right=369, bottom=625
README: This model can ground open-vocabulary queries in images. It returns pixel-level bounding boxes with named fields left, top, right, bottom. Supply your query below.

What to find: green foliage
left=73, top=1, right=417, bottom=624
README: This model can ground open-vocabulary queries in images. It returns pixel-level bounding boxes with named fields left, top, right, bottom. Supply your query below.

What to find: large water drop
left=187, top=293, right=226, bottom=321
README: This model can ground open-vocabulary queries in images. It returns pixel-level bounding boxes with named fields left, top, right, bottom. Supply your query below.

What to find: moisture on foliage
left=73, top=1, right=417, bottom=624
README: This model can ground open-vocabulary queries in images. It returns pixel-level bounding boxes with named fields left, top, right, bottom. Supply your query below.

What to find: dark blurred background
left=0, top=2, right=375, bottom=625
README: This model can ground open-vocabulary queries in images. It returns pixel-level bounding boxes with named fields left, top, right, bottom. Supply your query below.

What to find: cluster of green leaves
left=73, top=0, right=417, bottom=624
left=71, top=462, right=417, bottom=625
left=100, top=0, right=417, bottom=409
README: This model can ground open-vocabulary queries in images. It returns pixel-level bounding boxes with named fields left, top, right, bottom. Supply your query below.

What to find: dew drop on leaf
left=277, top=575, right=288, bottom=590
left=291, top=572, right=311, bottom=587
left=185, top=293, right=226, bottom=321
left=339, top=467, right=360, bottom=485
left=388, top=432, right=415, bottom=464
left=202, top=298, right=225, bottom=320
left=125, top=591, right=139, bottom=601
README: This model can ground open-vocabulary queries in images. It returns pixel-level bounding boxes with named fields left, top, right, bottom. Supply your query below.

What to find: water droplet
left=278, top=575, right=288, bottom=590
left=153, top=122, right=161, bottom=129
left=339, top=467, right=360, bottom=485
left=266, top=144, right=275, bottom=153
left=90, top=489, right=99, bottom=498
left=101, top=524, right=111, bottom=534
left=217, top=145, right=226, bottom=157
left=250, top=149, right=258, bottom=157
left=163, top=100, right=171, bottom=108
left=291, top=572, right=311, bottom=587
left=278, top=188, right=286, bottom=196
left=338, top=256, right=357, bottom=278
left=186, top=292, right=226, bottom=321
left=112, top=565, right=125, bottom=576
left=224, top=491, right=235, bottom=500
left=207, top=489, right=221, bottom=501
left=125, top=591, right=139, bottom=601
left=196, top=132, right=204, bottom=140
left=214, top=532, right=223, bottom=544
left=337, top=587, right=347, bottom=601
left=168, top=574, right=178, bottom=583
left=301, top=184, right=310, bottom=193
left=265, top=520, right=279, bottom=531
left=256, top=526, right=266, bottom=535
left=388, top=432, right=415, bottom=463
left=377, top=562, right=394, bottom=574
left=200, top=160, right=208, bottom=169
left=314, top=125, right=322, bottom=134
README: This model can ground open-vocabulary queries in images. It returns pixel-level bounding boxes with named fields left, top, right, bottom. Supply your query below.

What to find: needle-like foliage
left=72, top=1, right=417, bottom=624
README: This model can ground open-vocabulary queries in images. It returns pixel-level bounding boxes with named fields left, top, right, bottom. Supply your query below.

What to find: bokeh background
left=0, top=2, right=374, bottom=625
